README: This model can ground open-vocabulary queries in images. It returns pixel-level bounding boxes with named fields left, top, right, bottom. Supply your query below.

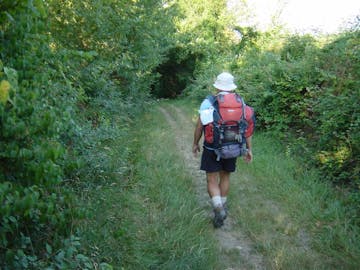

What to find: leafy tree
left=312, top=31, right=360, bottom=186
left=232, top=28, right=359, bottom=188
left=1, top=0, right=177, bottom=267
left=0, top=1, right=85, bottom=267
left=163, top=0, right=239, bottom=99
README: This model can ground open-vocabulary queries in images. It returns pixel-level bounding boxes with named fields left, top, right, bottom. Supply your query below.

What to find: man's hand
left=192, top=144, right=200, bottom=157
left=193, top=117, right=203, bottom=157
left=243, top=150, right=253, bottom=163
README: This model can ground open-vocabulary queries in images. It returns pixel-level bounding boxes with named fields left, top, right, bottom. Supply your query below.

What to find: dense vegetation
left=1, top=0, right=175, bottom=268
left=0, top=0, right=358, bottom=268
left=233, top=32, right=360, bottom=188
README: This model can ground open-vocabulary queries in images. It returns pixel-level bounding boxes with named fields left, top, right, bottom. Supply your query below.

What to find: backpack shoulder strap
left=206, top=95, right=221, bottom=122
left=206, top=95, right=216, bottom=105
left=234, top=93, right=246, bottom=120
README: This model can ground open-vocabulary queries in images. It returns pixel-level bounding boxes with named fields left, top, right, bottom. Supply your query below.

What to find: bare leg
left=207, top=172, right=226, bottom=228
left=219, top=170, right=230, bottom=197
left=206, top=172, right=220, bottom=198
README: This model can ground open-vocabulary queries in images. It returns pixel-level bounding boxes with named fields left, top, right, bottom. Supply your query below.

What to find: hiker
left=192, top=72, right=255, bottom=228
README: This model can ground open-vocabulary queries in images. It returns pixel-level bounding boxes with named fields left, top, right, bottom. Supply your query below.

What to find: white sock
left=221, top=197, right=227, bottom=205
left=211, top=195, right=222, bottom=208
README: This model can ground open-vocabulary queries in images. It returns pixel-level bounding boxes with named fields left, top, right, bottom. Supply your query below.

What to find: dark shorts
left=200, top=147, right=237, bottom=173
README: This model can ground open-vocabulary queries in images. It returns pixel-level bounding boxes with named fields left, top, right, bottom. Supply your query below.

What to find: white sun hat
left=213, top=72, right=237, bottom=91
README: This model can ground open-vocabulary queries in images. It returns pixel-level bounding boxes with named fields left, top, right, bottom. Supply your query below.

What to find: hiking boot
left=213, top=206, right=226, bottom=228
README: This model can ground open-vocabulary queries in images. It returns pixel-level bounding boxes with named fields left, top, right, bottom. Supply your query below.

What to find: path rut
left=159, top=105, right=265, bottom=270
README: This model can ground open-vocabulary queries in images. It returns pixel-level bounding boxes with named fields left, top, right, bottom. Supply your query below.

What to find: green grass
left=174, top=98, right=360, bottom=269
left=77, top=105, right=218, bottom=269
left=231, top=133, right=360, bottom=269
left=77, top=98, right=360, bottom=269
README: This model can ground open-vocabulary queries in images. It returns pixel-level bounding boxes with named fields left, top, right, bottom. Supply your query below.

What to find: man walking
left=192, top=72, right=255, bottom=228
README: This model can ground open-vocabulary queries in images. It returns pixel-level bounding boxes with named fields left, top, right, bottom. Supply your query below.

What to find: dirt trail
left=159, top=105, right=265, bottom=270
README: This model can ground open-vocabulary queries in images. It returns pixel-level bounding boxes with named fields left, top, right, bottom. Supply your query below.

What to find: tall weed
left=232, top=133, right=360, bottom=269
left=78, top=104, right=218, bottom=269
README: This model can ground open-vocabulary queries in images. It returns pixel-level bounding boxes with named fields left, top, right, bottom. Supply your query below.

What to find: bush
left=1, top=0, right=179, bottom=267
left=233, top=30, right=359, bottom=188
left=312, top=31, right=360, bottom=186
left=0, top=2, right=86, bottom=267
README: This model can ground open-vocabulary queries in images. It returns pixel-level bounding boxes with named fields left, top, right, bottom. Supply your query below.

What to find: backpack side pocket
left=204, top=124, right=214, bottom=144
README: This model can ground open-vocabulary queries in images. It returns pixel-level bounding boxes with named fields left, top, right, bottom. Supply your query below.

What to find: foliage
left=1, top=0, right=359, bottom=267
left=78, top=102, right=218, bottom=269
left=0, top=1, right=83, bottom=267
left=233, top=132, right=360, bottom=269
left=232, top=30, right=359, bottom=189
left=1, top=0, right=176, bottom=268
left=153, top=0, right=239, bottom=100
left=312, top=31, right=360, bottom=186
left=48, top=0, right=175, bottom=98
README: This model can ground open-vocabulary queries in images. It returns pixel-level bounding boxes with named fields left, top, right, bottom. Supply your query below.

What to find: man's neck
left=217, top=91, right=232, bottom=95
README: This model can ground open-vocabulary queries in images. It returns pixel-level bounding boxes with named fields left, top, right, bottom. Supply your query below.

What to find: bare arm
left=244, top=136, right=253, bottom=163
left=192, top=117, right=203, bottom=156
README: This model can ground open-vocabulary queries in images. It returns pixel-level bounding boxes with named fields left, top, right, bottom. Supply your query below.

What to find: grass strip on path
left=78, top=98, right=360, bottom=269
left=175, top=98, right=360, bottom=270
left=78, top=102, right=218, bottom=269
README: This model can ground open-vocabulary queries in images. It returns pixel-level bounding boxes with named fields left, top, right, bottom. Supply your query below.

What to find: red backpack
left=203, top=93, right=252, bottom=160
